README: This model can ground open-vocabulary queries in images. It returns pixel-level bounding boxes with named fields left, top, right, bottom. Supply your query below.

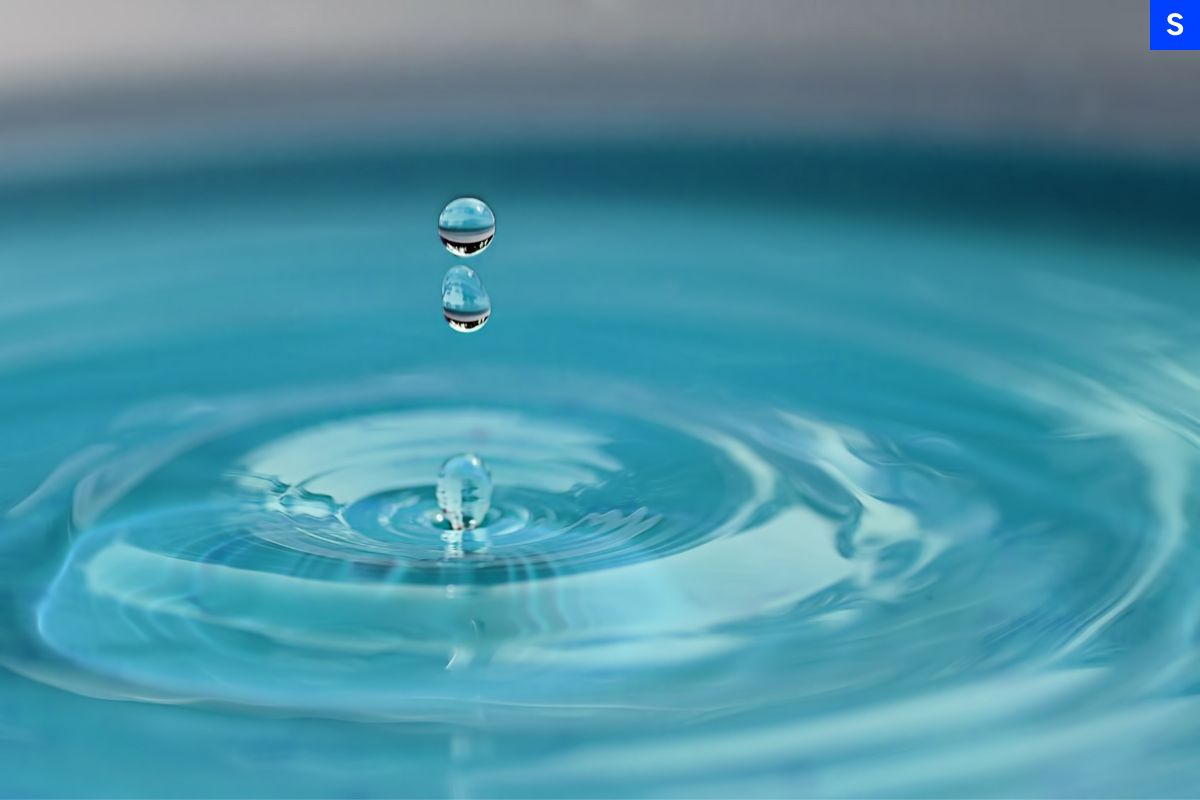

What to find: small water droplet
left=442, top=265, right=491, bottom=333
left=438, top=197, right=495, bottom=257
left=436, top=453, right=493, bottom=531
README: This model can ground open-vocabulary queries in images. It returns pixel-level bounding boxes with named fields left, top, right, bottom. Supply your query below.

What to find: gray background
left=0, top=1, right=1196, bottom=169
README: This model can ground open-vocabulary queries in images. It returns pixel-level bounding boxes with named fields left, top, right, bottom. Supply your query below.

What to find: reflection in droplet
left=438, top=197, right=495, bottom=257
left=436, top=453, right=493, bottom=532
left=441, top=265, right=492, bottom=333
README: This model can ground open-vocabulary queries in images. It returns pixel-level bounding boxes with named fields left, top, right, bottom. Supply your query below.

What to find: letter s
left=1168, top=12, right=1184, bottom=36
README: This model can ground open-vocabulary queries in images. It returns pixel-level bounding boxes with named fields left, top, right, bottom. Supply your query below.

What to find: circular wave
left=6, top=372, right=1004, bottom=719
left=2, top=146, right=1199, bottom=795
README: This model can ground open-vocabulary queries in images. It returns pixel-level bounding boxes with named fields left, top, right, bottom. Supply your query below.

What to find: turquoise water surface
left=1, top=142, right=1199, bottom=797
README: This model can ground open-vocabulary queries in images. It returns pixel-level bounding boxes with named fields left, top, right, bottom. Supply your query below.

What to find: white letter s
left=1168, top=12, right=1184, bottom=36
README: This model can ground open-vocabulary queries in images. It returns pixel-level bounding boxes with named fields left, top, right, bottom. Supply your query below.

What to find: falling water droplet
left=438, top=197, right=495, bottom=257
left=436, top=453, right=493, bottom=531
left=442, top=265, right=491, bottom=333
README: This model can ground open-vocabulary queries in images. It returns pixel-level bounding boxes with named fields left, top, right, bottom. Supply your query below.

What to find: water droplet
left=436, top=453, right=493, bottom=531
left=442, top=265, right=491, bottom=333
left=438, top=197, right=495, bottom=257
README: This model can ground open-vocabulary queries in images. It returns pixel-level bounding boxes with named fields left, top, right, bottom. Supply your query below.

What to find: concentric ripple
left=2, top=145, right=1200, bottom=795
left=235, top=406, right=759, bottom=572
left=5, top=370, right=998, bottom=719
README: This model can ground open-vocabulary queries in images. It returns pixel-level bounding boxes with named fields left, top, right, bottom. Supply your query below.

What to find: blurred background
left=1, top=0, right=1198, bottom=178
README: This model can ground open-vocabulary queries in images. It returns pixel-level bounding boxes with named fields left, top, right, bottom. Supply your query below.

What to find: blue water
left=1, top=142, right=1199, bottom=797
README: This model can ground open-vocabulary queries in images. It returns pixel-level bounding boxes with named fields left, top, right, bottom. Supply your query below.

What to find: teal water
left=1, top=142, right=1199, bottom=797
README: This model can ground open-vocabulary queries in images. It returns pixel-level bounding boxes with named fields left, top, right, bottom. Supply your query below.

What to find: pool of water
left=1, top=141, right=1199, bottom=797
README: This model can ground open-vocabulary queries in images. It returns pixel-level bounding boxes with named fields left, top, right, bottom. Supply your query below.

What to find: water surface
left=1, top=142, right=1199, bottom=797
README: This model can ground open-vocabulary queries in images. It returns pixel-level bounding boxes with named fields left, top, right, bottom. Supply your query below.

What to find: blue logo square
left=1151, top=0, right=1199, bottom=49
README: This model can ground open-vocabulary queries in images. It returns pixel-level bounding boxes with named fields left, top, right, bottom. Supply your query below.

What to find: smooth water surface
left=1, top=143, right=1199, bottom=797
